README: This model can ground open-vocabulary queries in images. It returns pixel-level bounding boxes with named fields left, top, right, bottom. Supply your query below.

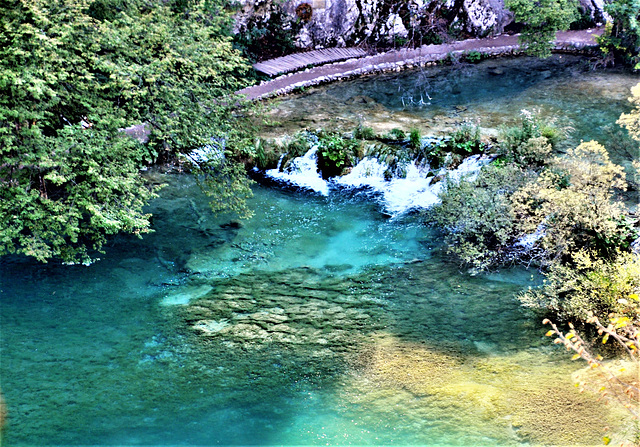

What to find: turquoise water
left=2, top=57, right=638, bottom=445
left=269, top=55, right=639, bottom=179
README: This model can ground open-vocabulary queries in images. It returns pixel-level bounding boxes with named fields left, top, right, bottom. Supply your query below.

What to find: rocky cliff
left=234, top=0, right=607, bottom=55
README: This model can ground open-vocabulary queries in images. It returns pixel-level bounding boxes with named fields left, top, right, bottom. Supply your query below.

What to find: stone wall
left=234, top=0, right=606, bottom=52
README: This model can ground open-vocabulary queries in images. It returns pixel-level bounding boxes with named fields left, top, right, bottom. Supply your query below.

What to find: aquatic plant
left=316, top=132, right=361, bottom=178
left=409, top=128, right=422, bottom=151
left=354, top=124, right=377, bottom=140
left=347, top=334, right=614, bottom=445
left=498, top=109, right=566, bottom=166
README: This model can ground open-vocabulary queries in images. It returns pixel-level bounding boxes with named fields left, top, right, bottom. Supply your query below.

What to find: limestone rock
left=234, top=0, right=517, bottom=51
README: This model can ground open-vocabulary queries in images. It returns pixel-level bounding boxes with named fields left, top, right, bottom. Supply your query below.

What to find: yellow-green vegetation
left=432, top=107, right=638, bottom=319
left=512, top=141, right=631, bottom=264
left=430, top=162, right=536, bottom=270
left=430, top=90, right=640, bottom=440
left=522, top=250, right=640, bottom=321
left=342, top=333, right=620, bottom=445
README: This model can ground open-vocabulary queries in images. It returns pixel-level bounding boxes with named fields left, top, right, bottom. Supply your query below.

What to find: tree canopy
left=504, top=0, right=579, bottom=57
left=0, top=0, right=254, bottom=263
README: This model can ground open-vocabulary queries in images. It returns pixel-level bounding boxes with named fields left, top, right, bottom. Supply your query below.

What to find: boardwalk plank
left=253, top=47, right=367, bottom=76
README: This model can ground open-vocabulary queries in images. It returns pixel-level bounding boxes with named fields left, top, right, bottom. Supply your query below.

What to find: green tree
left=505, top=0, right=579, bottom=57
left=0, top=0, right=254, bottom=263
left=430, top=163, right=535, bottom=271
left=598, top=0, right=640, bottom=68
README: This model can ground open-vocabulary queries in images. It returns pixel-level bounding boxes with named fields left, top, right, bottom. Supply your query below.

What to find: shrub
left=511, top=141, right=635, bottom=264
left=425, top=124, right=485, bottom=169
left=354, top=124, right=376, bottom=140
left=521, top=250, right=640, bottom=323
left=597, top=0, right=640, bottom=69
left=316, top=132, right=360, bottom=178
left=445, top=124, right=484, bottom=155
left=431, top=141, right=636, bottom=271
left=429, top=163, right=534, bottom=271
left=511, top=136, right=553, bottom=167
left=464, top=50, right=484, bottom=63
left=499, top=110, right=565, bottom=166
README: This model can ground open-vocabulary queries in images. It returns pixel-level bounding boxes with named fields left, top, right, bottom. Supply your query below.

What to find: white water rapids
left=264, top=148, right=489, bottom=215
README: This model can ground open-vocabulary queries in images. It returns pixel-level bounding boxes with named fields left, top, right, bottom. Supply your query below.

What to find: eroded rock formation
left=234, top=0, right=605, bottom=53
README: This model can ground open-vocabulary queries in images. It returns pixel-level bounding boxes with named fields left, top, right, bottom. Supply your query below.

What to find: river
left=0, top=54, right=637, bottom=445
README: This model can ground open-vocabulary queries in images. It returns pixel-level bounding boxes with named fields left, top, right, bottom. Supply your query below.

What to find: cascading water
left=264, top=150, right=489, bottom=216
left=265, top=147, right=330, bottom=196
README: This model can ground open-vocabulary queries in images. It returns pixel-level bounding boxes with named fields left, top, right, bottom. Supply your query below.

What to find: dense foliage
left=430, top=107, right=638, bottom=323
left=506, top=0, right=640, bottom=67
left=0, top=0, right=254, bottom=263
left=523, top=250, right=640, bottom=321
left=598, top=0, right=640, bottom=69
left=504, top=0, right=579, bottom=57
left=431, top=163, right=535, bottom=270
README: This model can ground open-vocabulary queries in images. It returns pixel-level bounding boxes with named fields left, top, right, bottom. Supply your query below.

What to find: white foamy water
left=265, top=148, right=330, bottom=196
left=264, top=150, right=489, bottom=215
left=337, top=154, right=488, bottom=215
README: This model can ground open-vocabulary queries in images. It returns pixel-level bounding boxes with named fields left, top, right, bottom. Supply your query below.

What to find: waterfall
left=263, top=150, right=489, bottom=215
left=265, top=147, right=330, bottom=196
left=337, top=154, right=487, bottom=215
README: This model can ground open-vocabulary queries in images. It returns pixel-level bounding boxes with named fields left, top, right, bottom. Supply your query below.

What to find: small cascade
left=337, top=159, right=439, bottom=215
left=338, top=154, right=487, bottom=215
left=263, top=149, right=489, bottom=215
left=185, top=137, right=226, bottom=166
left=265, top=147, right=330, bottom=196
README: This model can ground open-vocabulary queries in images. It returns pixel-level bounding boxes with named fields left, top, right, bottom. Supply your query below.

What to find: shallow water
left=1, top=57, right=638, bottom=445
left=266, top=55, right=639, bottom=181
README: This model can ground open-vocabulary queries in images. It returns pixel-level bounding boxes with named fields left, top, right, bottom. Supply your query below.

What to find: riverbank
left=238, top=29, right=603, bottom=101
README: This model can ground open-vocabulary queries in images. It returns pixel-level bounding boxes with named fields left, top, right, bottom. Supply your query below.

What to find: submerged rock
left=161, top=284, right=213, bottom=306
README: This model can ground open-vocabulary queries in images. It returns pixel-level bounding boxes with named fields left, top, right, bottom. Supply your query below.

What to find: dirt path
left=238, top=29, right=603, bottom=101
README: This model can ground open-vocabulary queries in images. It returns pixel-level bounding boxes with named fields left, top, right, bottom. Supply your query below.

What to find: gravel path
left=238, top=29, right=603, bottom=101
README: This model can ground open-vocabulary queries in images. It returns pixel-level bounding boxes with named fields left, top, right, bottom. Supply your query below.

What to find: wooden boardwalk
left=238, top=29, right=603, bottom=101
left=253, top=47, right=368, bottom=76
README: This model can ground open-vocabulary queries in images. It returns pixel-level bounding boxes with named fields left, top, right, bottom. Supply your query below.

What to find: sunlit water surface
left=1, top=56, right=638, bottom=445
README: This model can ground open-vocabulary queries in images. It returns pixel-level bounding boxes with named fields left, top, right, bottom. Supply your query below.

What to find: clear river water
left=1, top=55, right=638, bottom=445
